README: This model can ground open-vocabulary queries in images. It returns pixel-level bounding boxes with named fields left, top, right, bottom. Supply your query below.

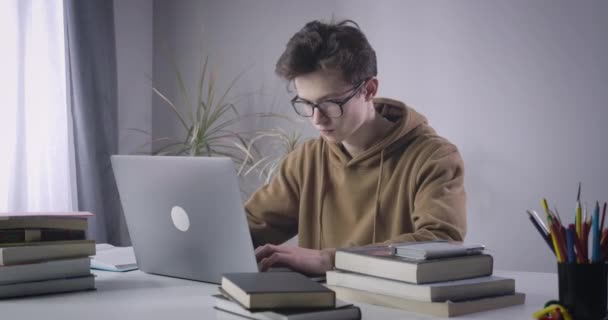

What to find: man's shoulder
left=412, top=134, right=464, bottom=174
left=395, top=129, right=461, bottom=166
left=419, top=134, right=459, bottom=154
left=397, top=120, right=456, bottom=149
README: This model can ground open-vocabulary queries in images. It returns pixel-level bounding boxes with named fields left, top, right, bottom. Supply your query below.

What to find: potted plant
left=133, top=54, right=305, bottom=191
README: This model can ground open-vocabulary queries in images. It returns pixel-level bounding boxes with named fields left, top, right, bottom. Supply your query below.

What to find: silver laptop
left=111, top=155, right=258, bottom=284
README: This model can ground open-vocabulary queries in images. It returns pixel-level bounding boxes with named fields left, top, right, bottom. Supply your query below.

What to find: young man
left=246, top=20, right=466, bottom=275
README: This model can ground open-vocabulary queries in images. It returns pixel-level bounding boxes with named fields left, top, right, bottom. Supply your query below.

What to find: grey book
left=0, top=240, right=96, bottom=266
left=329, top=285, right=525, bottom=318
left=0, top=212, right=92, bottom=231
left=0, top=275, right=95, bottom=299
left=326, top=270, right=515, bottom=302
left=0, top=257, right=91, bottom=285
left=0, top=217, right=88, bottom=230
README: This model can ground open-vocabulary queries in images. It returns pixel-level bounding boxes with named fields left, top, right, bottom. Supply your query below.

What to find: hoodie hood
left=325, top=97, right=433, bottom=167
left=320, top=97, right=437, bottom=243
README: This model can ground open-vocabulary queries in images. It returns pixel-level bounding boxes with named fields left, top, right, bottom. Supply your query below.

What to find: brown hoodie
left=245, top=97, right=466, bottom=249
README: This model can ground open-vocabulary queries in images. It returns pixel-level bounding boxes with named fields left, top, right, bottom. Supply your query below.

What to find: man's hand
left=255, top=244, right=335, bottom=275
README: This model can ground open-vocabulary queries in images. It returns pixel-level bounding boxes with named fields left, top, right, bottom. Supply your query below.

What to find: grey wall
left=113, top=0, right=154, bottom=244
left=115, top=0, right=153, bottom=154
left=124, top=0, right=608, bottom=272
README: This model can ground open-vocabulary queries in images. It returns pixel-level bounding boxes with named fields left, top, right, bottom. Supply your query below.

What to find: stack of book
left=214, top=271, right=362, bottom=320
left=327, top=241, right=525, bottom=317
left=0, top=212, right=96, bottom=298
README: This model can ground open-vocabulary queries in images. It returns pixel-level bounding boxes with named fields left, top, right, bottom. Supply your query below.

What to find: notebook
left=390, top=241, right=485, bottom=260
left=91, top=243, right=137, bottom=272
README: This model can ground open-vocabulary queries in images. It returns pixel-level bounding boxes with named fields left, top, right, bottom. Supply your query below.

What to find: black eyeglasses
left=290, top=80, right=368, bottom=118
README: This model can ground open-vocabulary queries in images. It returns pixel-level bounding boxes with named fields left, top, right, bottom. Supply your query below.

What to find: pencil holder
left=558, top=263, right=608, bottom=320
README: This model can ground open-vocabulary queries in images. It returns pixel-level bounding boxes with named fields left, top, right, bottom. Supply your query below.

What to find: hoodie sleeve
left=244, top=148, right=302, bottom=248
left=382, top=143, right=467, bottom=244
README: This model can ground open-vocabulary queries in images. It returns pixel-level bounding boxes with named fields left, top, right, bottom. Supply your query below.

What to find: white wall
left=114, top=0, right=153, bottom=154
left=146, top=0, right=608, bottom=272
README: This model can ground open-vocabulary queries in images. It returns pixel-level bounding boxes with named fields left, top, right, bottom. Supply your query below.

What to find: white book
left=0, top=275, right=95, bottom=299
left=326, top=270, right=515, bottom=302
left=91, top=243, right=137, bottom=272
left=0, top=257, right=91, bottom=285
left=0, top=240, right=96, bottom=266
left=335, top=245, right=493, bottom=284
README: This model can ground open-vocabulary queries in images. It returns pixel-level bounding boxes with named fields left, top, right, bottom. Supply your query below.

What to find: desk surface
left=1, top=269, right=556, bottom=320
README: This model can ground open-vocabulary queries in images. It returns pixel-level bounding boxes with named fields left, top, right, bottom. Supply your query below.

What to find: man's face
left=293, top=69, right=369, bottom=143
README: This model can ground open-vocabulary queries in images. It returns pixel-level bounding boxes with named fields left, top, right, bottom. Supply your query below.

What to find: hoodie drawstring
left=319, top=141, right=386, bottom=247
left=317, top=141, right=326, bottom=249
left=372, top=149, right=385, bottom=243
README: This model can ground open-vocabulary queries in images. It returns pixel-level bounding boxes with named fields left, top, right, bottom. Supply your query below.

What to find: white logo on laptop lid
left=171, top=206, right=190, bottom=232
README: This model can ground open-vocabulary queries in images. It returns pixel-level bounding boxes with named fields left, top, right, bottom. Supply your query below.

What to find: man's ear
left=363, top=78, right=379, bottom=101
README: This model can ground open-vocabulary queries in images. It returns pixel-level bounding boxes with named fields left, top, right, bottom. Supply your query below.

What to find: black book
left=221, top=272, right=335, bottom=310
left=214, top=292, right=361, bottom=320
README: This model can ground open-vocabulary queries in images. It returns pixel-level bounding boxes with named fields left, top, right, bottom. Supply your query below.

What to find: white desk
left=1, top=269, right=556, bottom=319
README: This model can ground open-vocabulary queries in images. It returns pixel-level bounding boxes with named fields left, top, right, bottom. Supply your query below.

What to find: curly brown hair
left=275, top=19, right=377, bottom=85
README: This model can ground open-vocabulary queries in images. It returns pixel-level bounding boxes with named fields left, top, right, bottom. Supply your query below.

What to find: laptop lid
left=111, top=155, right=258, bottom=284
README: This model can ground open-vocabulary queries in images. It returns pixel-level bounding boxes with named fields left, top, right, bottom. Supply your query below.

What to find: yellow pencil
left=542, top=198, right=550, bottom=216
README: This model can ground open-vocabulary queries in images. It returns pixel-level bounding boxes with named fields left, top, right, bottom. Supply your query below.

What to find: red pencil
left=551, top=220, right=568, bottom=263
left=570, top=224, right=585, bottom=263
left=601, top=202, right=607, bottom=234
left=582, top=221, right=591, bottom=261
left=548, top=209, right=568, bottom=258
left=601, top=229, right=608, bottom=261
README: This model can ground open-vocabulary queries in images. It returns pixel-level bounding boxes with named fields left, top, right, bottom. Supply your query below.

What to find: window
left=0, top=0, right=76, bottom=212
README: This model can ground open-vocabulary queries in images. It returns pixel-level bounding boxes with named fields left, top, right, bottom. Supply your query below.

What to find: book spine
left=0, top=218, right=88, bottom=231
left=0, top=229, right=86, bottom=244
left=0, top=241, right=96, bottom=266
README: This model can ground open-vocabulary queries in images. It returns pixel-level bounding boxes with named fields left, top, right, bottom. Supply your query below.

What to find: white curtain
left=0, top=0, right=76, bottom=212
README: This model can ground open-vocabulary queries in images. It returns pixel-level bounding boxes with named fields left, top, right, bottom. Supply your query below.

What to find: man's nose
left=311, top=107, right=328, bottom=125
